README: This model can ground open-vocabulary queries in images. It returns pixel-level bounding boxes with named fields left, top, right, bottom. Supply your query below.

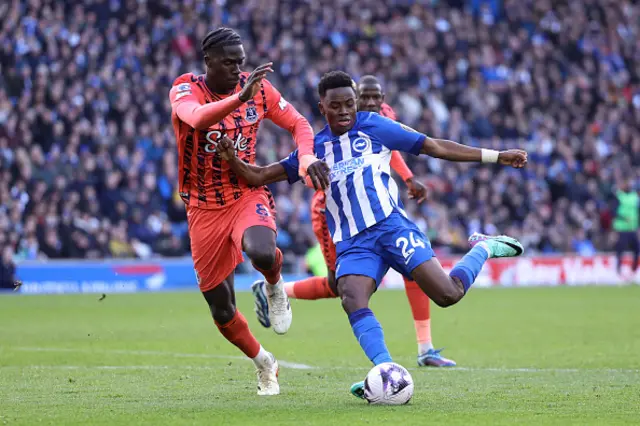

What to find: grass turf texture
left=1, top=286, right=639, bottom=425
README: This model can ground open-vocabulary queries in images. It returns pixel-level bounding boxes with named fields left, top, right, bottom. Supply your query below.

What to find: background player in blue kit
left=219, top=71, right=528, bottom=398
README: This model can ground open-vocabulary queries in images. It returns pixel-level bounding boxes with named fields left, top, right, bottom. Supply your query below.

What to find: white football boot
left=265, top=276, right=292, bottom=334
left=256, top=355, right=280, bottom=396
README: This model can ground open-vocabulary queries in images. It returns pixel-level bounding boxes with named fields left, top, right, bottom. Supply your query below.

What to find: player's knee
left=245, top=244, right=276, bottom=270
left=210, top=303, right=236, bottom=324
left=431, top=283, right=464, bottom=308
left=339, top=282, right=367, bottom=314
left=341, top=293, right=363, bottom=314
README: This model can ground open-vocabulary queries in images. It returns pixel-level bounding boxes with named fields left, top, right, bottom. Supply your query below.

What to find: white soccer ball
left=363, top=362, right=414, bottom=405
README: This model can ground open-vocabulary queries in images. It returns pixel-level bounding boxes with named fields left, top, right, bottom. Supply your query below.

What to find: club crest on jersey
left=352, top=132, right=372, bottom=153
left=176, top=83, right=191, bottom=92
left=245, top=106, right=258, bottom=123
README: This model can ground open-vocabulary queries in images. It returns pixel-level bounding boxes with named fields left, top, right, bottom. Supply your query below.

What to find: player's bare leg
left=243, top=225, right=292, bottom=334
left=338, top=274, right=393, bottom=399
left=202, top=273, right=279, bottom=395
left=410, top=258, right=465, bottom=307
left=411, top=234, right=523, bottom=307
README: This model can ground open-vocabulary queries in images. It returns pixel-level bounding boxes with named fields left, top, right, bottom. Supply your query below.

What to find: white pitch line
left=11, top=346, right=314, bottom=370
left=8, top=347, right=640, bottom=374
left=1, top=365, right=178, bottom=370
left=1, top=365, right=310, bottom=371
left=437, top=367, right=640, bottom=373
left=2, top=365, right=639, bottom=374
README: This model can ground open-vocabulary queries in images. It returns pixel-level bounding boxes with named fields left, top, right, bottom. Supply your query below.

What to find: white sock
left=266, top=277, right=284, bottom=294
left=418, top=342, right=434, bottom=355
left=252, top=346, right=274, bottom=369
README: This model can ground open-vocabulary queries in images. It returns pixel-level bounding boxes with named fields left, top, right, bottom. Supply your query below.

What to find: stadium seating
left=0, top=0, right=637, bottom=272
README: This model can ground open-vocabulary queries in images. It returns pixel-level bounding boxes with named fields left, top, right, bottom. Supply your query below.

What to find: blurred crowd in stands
left=1, top=0, right=639, bottom=276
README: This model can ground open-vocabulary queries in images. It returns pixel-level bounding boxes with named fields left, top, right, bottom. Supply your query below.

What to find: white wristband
left=481, top=149, right=500, bottom=163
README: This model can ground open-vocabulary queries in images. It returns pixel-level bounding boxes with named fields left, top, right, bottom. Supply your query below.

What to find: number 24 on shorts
left=396, top=232, right=426, bottom=265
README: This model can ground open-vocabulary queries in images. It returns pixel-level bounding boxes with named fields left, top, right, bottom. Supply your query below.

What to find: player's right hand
left=406, top=178, right=428, bottom=204
left=498, top=149, right=528, bottom=168
left=218, top=136, right=236, bottom=161
left=239, top=62, right=274, bottom=102
left=307, top=160, right=331, bottom=190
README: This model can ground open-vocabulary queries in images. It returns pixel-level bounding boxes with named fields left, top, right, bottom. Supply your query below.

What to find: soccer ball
left=363, top=362, right=414, bottom=405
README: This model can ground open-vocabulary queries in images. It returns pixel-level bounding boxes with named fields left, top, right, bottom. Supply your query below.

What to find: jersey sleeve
left=364, top=113, right=425, bottom=155
left=169, top=78, right=200, bottom=108
left=278, top=149, right=301, bottom=184
left=262, top=80, right=315, bottom=160
left=169, top=74, right=243, bottom=130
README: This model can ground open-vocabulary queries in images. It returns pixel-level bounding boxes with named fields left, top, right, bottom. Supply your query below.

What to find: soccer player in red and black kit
left=250, top=75, right=456, bottom=367
left=169, top=28, right=328, bottom=396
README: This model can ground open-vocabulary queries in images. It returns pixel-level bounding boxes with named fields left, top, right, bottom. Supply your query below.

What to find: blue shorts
left=334, top=212, right=435, bottom=286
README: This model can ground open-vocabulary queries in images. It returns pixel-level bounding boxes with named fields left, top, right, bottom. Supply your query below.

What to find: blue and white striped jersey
left=279, top=112, right=425, bottom=242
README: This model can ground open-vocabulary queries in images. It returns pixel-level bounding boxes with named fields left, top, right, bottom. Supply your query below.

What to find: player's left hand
left=218, top=136, right=236, bottom=161
left=405, top=178, right=428, bottom=203
left=498, top=149, right=528, bottom=168
left=307, top=160, right=331, bottom=190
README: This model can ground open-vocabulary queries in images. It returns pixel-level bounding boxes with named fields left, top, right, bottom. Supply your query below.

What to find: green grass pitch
left=1, top=286, right=640, bottom=425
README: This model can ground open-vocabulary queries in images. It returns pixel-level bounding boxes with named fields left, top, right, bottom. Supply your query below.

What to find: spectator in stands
left=0, top=247, right=16, bottom=289
left=1, top=0, right=639, bottom=271
left=612, top=179, right=639, bottom=274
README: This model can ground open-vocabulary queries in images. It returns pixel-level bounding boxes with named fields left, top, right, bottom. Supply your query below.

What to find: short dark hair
left=202, top=27, right=242, bottom=54
left=358, top=75, right=381, bottom=86
left=318, top=71, right=356, bottom=98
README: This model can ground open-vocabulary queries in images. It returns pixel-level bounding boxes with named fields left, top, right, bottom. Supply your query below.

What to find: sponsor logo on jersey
left=278, top=97, right=288, bottom=110
left=204, top=131, right=249, bottom=153
left=330, top=157, right=366, bottom=181
left=176, top=83, right=191, bottom=92
left=245, top=106, right=258, bottom=123
left=175, top=91, right=191, bottom=100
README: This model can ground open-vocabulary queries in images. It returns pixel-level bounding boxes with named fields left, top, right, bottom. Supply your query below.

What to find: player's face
left=357, top=84, right=384, bottom=113
left=319, top=87, right=357, bottom=135
left=205, top=45, right=246, bottom=93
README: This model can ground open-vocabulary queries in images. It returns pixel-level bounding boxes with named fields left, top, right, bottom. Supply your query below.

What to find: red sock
left=215, top=310, right=261, bottom=358
left=284, top=276, right=336, bottom=299
left=404, top=278, right=433, bottom=352
left=252, top=248, right=283, bottom=285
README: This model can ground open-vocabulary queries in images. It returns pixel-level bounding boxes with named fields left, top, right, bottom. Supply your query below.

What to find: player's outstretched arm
left=218, top=137, right=288, bottom=186
left=174, top=96, right=243, bottom=130
left=369, top=114, right=526, bottom=169
left=420, top=137, right=528, bottom=168
left=171, top=64, right=274, bottom=130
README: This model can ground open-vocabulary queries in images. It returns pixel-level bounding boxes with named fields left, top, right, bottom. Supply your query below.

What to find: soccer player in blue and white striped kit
left=218, top=71, right=528, bottom=399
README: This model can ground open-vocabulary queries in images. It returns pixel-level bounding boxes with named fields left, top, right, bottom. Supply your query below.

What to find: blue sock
left=449, top=244, right=489, bottom=293
left=348, top=308, right=392, bottom=366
